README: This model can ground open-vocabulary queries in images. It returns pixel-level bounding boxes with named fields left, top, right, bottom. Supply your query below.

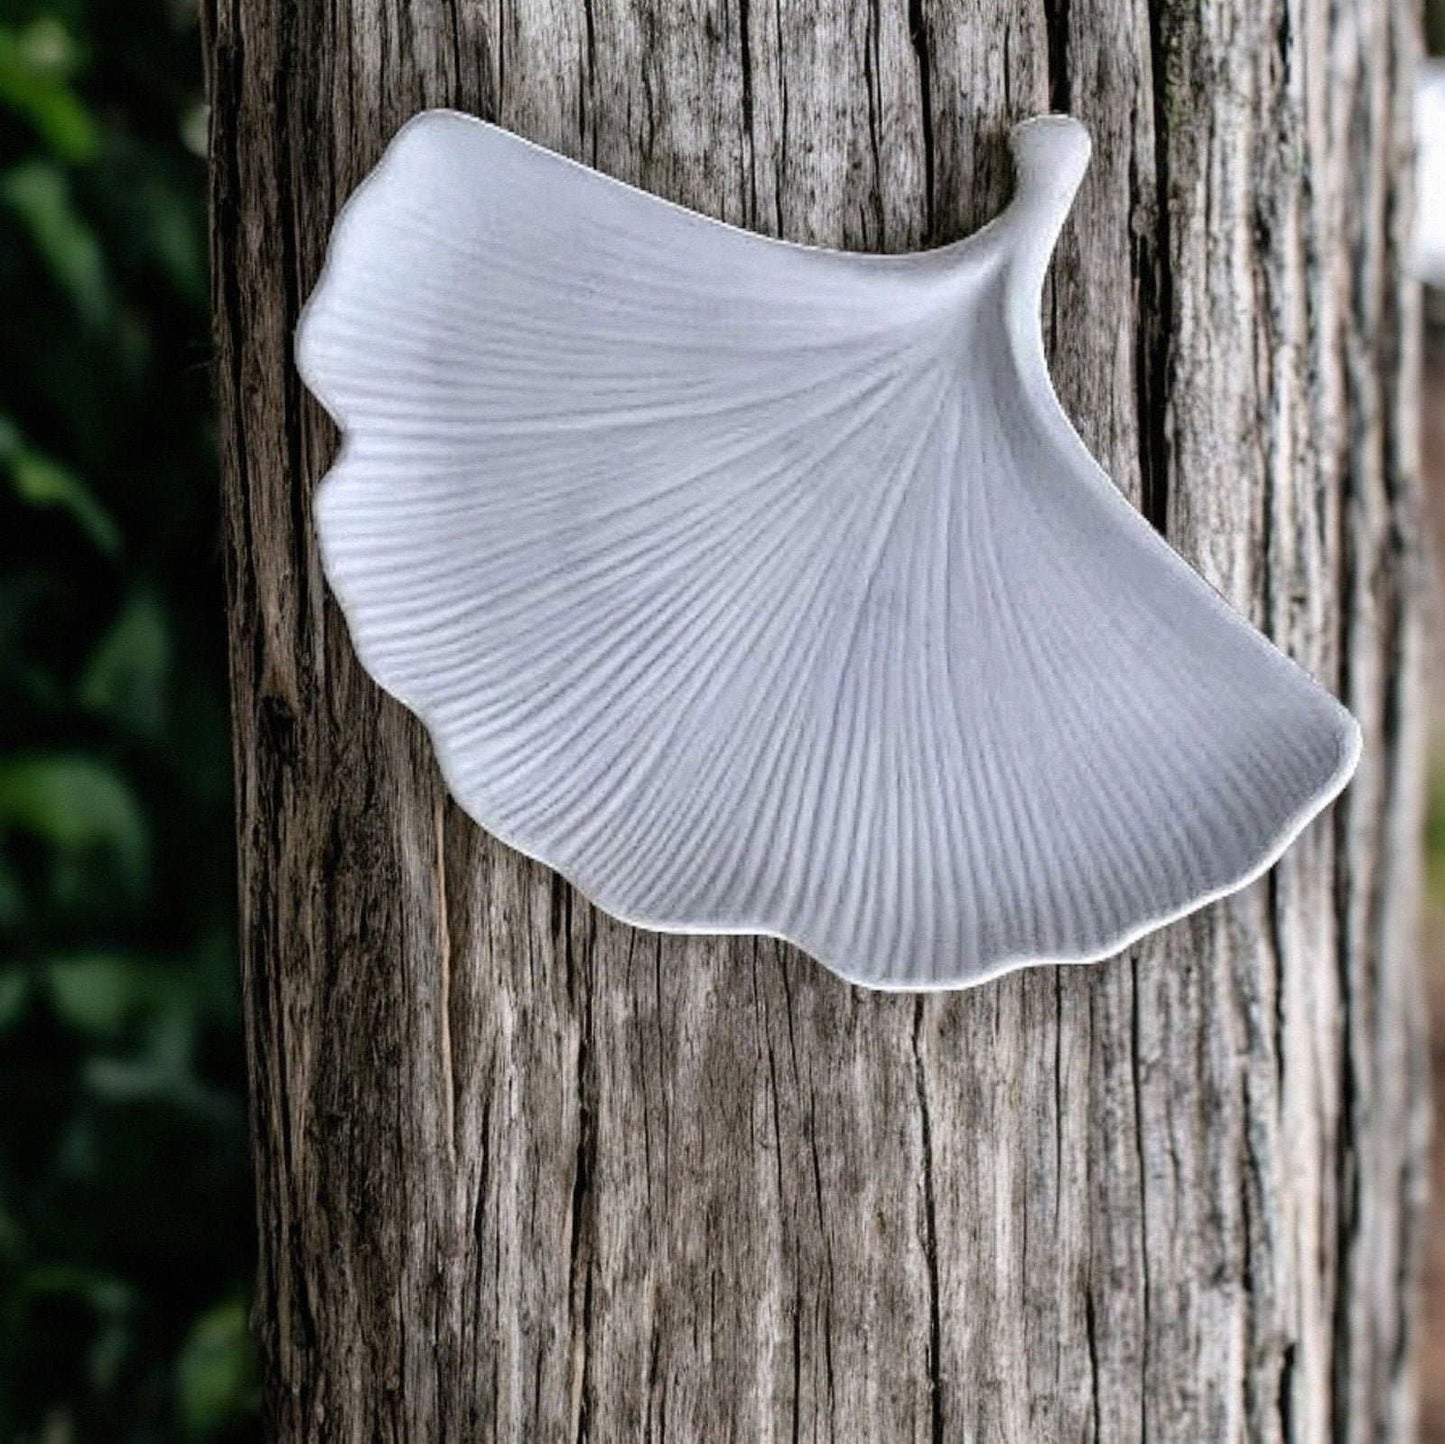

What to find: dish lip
left=296, top=107, right=1366, bottom=994
left=297, top=104, right=1078, bottom=329
left=306, top=583, right=1363, bottom=991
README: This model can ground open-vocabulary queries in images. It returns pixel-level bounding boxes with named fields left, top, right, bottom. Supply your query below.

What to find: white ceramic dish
left=297, top=110, right=1360, bottom=990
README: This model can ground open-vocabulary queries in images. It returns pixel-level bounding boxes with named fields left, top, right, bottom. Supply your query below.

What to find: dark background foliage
left=0, top=0, right=1438, bottom=1439
left=0, top=0, right=254, bottom=1437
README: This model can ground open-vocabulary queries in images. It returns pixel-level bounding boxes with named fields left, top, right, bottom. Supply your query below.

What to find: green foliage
left=3, top=159, right=109, bottom=327
left=175, top=1299, right=254, bottom=1439
left=0, top=18, right=96, bottom=163
left=0, top=0, right=255, bottom=1438
left=0, top=416, right=121, bottom=552
left=0, top=753, right=148, bottom=902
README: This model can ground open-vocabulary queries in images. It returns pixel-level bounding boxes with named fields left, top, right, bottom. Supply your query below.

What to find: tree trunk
left=205, top=0, right=1426, bottom=1438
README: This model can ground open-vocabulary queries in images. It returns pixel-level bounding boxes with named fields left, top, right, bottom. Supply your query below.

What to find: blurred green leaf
left=83, top=1053, right=216, bottom=1111
left=0, top=431, right=120, bottom=555
left=0, top=755, right=147, bottom=890
left=175, top=1299, right=256, bottom=1438
left=0, top=415, right=120, bottom=555
left=45, top=953, right=137, bottom=1039
left=24, top=1265, right=135, bottom=1318
left=80, top=595, right=168, bottom=736
left=0, top=21, right=98, bottom=163
left=2, top=160, right=109, bottom=327
left=45, top=949, right=229, bottom=1061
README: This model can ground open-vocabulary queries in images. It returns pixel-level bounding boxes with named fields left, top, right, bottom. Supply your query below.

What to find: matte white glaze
left=297, top=110, right=1359, bottom=989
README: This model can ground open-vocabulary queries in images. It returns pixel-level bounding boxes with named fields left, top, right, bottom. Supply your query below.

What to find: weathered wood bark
left=206, top=0, right=1426, bottom=1438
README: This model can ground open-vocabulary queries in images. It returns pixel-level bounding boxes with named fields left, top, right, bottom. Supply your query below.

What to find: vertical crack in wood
left=1085, top=1287, right=1102, bottom=1443
left=770, top=0, right=787, bottom=238
left=1279, top=1339, right=1299, bottom=1443
left=1266, top=868, right=1287, bottom=1095
left=1328, top=559, right=1362, bottom=1444
left=563, top=880, right=597, bottom=1444
left=755, top=944, right=789, bottom=1217
left=790, top=1265, right=803, bottom=1444
left=912, top=999, right=943, bottom=1444
left=435, top=798, right=456, bottom=1162
left=1136, top=0, right=1174, bottom=535
left=738, top=0, right=757, bottom=228
left=862, top=0, right=884, bottom=240
left=1052, top=972, right=1065, bottom=1249
left=1327, top=60, right=1361, bottom=1438
left=1239, top=1064, right=1263, bottom=1433
left=274, top=52, right=307, bottom=669
left=495, top=0, right=505, bottom=100
left=447, top=0, right=465, bottom=111
left=906, top=0, right=934, bottom=242
left=580, top=0, right=597, bottom=165
left=1129, top=957, right=1152, bottom=1441
left=1041, top=0, right=1071, bottom=113
left=803, top=1059, right=837, bottom=1421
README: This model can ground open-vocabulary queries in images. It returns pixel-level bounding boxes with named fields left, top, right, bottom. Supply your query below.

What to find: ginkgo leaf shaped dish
left=296, top=109, right=1360, bottom=991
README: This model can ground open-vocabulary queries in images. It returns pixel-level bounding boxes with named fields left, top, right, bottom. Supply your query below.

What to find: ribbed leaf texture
left=297, top=111, right=1358, bottom=989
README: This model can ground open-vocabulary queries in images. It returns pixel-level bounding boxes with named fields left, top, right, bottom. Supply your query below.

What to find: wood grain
left=205, top=0, right=1426, bottom=1437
